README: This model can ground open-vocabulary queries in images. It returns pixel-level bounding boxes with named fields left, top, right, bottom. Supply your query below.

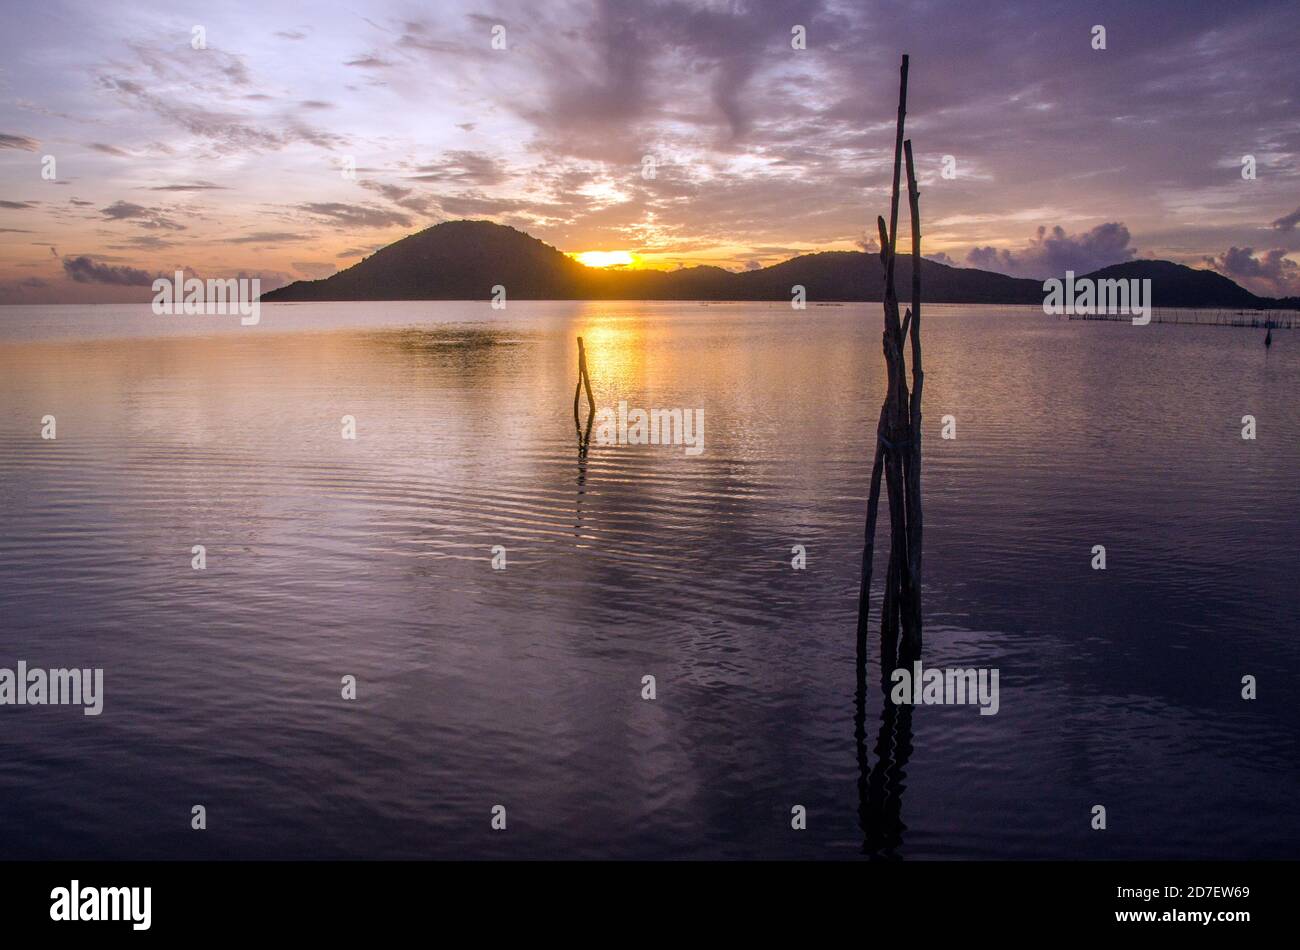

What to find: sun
left=573, top=250, right=637, bottom=268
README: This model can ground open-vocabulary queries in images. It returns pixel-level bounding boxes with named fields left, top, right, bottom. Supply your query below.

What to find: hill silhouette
left=262, top=220, right=1298, bottom=309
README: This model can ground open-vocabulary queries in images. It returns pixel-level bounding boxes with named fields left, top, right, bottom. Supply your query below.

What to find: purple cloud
left=967, top=224, right=1137, bottom=278
left=1273, top=207, right=1300, bottom=232
left=1204, top=246, right=1299, bottom=295
left=62, top=255, right=155, bottom=285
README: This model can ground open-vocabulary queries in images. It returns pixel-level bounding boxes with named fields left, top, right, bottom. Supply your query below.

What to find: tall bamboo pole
left=903, top=140, right=924, bottom=650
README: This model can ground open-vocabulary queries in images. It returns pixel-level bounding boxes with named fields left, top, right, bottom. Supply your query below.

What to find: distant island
left=262, top=220, right=1300, bottom=310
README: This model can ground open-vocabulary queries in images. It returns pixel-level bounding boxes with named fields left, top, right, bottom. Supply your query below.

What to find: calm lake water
left=0, top=300, right=1296, bottom=859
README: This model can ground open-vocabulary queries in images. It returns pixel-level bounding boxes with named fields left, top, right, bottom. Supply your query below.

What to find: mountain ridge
left=262, top=220, right=1300, bottom=309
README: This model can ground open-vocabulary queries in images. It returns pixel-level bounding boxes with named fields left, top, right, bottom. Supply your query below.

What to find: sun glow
left=573, top=250, right=636, bottom=268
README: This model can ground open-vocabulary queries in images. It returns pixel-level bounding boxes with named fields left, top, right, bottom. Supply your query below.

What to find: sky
left=1, top=0, right=1298, bottom=303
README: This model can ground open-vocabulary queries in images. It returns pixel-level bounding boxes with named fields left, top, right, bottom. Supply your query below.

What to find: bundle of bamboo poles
left=857, top=54, right=924, bottom=663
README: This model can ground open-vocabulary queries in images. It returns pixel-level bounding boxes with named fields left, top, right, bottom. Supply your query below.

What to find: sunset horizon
left=3, top=0, right=1299, bottom=304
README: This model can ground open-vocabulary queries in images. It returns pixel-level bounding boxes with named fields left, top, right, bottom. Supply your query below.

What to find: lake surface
left=1, top=300, right=1296, bottom=859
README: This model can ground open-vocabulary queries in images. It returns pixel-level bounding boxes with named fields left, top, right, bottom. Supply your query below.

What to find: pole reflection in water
left=856, top=617, right=917, bottom=859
